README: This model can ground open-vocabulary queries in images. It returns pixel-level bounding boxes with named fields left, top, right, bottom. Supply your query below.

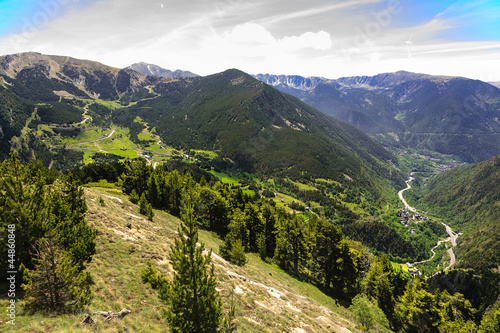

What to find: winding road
left=399, top=176, right=458, bottom=270
left=398, top=176, right=416, bottom=213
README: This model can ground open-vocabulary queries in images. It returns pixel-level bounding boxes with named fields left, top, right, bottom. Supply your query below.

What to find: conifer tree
left=274, top=216, right=304, bottom=275
left=21, top=237, right=93, bottom=313
left=166, top=198, right=222, bottom=332
left=363, top=254, right=397, bottom=325
left=396, top=278, right=442, bottom=332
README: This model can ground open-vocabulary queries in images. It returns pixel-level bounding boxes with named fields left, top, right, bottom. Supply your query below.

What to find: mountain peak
left=126, top=62, right=198, bottom=78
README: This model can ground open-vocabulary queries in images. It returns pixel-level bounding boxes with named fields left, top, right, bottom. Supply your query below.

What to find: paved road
left=442, top=223, right=458, bottom=268
left=398, top=177, right=416, bottom=213
left=399, top=176, right=458, bottom=270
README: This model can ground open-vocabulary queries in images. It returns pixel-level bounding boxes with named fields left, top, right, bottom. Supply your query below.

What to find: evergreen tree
left=0, top=151, right=95, bottom=285
left=312, top=218, right=342, bottom=290
left=166, top=199, right=222, bottom=332
left=244, top=203, right=262, bottom=251
left=121, top=159, right=150, bottom=196
left=274, top=216, right=305, bottom=275
left=348, top=293, right=389, bottom=330
left=261, top=202, right=277, bottom=259
left=228, top=209, right=249, bottom=248
left=335, top=240, right=358, bottom=298
left=21, top=237, right=93, bottom=313
left=139, top=193, right=149, bottom=215
left=363, top=254, right=397, bottom=326
left=396, top=278, right=442, bottom=332
left=0, top=153, right=47, bottom=278
left=477, top=300, right=500, bottom=333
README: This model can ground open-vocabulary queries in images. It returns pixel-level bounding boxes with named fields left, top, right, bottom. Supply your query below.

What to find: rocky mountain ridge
left=126, top=62, right=198, bottom=78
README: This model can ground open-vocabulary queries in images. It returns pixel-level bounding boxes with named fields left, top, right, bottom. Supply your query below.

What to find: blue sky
left=0, top=0, right=499, bottom=81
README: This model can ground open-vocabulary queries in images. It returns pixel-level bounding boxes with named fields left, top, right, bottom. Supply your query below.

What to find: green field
left=209, top=170, right=242, bottom=185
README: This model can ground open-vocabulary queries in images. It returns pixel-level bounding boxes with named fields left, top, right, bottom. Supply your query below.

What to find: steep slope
left=255, top=71, right=500, bottom=163
left=0, top=84, right=34, bottom=158
left=126, top=62, right=198, bottom=78
left=0, top=52, right=162, bottom=102
left=114, top=69, right=404, bottom=194
left=413, top=154, right=500, bottom=271
left=3, top=186, right=366, bottom=332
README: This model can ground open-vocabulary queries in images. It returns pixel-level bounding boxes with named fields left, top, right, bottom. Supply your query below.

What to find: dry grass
left=0, top=187, right=362, bottom=332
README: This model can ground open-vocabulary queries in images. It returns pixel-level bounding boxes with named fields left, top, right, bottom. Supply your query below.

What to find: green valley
left=2, top=52, right=500, bottom=333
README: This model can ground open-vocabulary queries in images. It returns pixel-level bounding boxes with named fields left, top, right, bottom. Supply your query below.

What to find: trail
left=399, top=176, right=458, bottom=270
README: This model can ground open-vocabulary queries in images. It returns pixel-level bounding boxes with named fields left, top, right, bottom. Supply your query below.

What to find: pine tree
left=166, top=198, right=222, bottom=332
left=139, top=192, right=149, bottom=215
left=396, top=278, right=442, bottom=332
left=274, top=216, right=304, bottom=275
left=21, top=237, right=92, bottom=313
left=363, top=254, right=397, bottom=326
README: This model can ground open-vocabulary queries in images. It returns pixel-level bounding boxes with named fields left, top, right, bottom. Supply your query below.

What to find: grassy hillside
left=0, top=186, right=370, bottom=333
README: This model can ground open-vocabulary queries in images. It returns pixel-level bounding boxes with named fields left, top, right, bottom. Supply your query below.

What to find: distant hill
left=126, top=62, right=198, bottom=78
left=413, top=154, right=500, bottom=271
left=255, top=71, right=500, bottom=163
left=113, top=68, right=404, bottom=194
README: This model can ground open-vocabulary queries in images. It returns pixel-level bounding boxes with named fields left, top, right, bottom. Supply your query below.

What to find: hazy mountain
left=252, top=73, right=331, bottom=99
left=255, top=71, right=500, bottom=163
left=126, top=62, right=198, bottom=78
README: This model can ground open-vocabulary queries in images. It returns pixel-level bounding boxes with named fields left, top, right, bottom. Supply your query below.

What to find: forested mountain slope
left=113, top=69, right=404, bottom=193
left=412, top=154, right=500, bottom=271
left=0, top=52, right=404, bottom=199
left=256, top=71, right=500, bottom=163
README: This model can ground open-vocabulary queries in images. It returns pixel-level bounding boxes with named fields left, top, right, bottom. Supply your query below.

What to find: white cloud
left=224, top=23, right=276, bottom=44
left=279, top=30, right=332, bottom=51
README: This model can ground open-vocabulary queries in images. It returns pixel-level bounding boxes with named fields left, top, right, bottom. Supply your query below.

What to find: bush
left=349, top=294, right=389, bottom=330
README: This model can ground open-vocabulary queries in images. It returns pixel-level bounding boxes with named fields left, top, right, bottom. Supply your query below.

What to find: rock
left=81, top=314, right=94, bottom=324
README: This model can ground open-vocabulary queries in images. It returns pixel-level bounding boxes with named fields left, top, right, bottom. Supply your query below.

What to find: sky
left=0, top=0, right=499, bottom=81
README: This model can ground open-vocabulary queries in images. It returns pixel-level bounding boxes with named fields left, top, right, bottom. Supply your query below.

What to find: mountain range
left=255, top=72, right=500, bottom=163
left=0, top=52, right=403, bottom=198
left=113, top=68, right=404, bottom=192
